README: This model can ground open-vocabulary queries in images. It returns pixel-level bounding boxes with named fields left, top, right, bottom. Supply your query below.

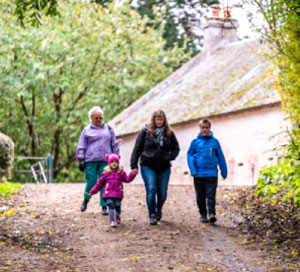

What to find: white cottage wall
left=116, top=105, right=288, bottom=186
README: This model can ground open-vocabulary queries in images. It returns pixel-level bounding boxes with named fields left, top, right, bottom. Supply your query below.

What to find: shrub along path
left=0, top=183, right=299, bottom=271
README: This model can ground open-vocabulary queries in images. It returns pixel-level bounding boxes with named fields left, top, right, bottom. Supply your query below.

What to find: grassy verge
left=0, top=182, right=22, bottom=200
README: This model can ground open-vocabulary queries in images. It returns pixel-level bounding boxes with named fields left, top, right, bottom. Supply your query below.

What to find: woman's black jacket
left=130, top=126, right=180, bottom=173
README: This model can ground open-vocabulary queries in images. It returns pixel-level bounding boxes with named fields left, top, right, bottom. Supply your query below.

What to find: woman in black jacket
left=130, top=109, right=180, bottom=225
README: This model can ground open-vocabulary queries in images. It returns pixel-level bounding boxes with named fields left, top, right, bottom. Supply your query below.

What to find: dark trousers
left=193, top=177, right=218, bottom=216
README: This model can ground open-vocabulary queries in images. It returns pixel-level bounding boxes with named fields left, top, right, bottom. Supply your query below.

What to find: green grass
left=0, top=182, right=22, bottom=200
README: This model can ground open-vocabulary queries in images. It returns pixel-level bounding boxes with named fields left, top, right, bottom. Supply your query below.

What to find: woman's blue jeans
left=141, top=165, right=171, bottom=217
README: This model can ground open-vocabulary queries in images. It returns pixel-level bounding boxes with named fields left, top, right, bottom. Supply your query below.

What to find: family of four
left=76, top=106, right=227, bottom=227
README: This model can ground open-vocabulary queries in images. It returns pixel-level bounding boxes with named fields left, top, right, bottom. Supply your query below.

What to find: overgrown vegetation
left=252, top=0, right=300, bottom=206
left=0, top=182, right=22, bottom=200
left=257, top=158, right=300, bottom=206
left=14, top=0, right=59, bottom=27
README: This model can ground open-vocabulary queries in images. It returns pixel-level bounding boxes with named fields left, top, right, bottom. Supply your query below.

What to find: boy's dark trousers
left=193, top=177, right=218, bottom=216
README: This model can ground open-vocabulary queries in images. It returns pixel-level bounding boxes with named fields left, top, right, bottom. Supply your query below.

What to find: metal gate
left=14, top=154, right=53, bottom=183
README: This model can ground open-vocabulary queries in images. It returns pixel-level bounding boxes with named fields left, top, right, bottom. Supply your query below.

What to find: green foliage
left=0, top=182, right=22, bottom=200
left=84, top=0, right=217, bottom=56
left=257, top=158, right=300, bottom=206
left=256, top=118, right=300, bottom=207
left=13, top=0, right=59, bottom=27
left=252, top=0, right=300, bottom=124
left=251, top=0, right=300, bottom=206
left=93, top=0, right=113, bottom=7
left=0, top=0, right=190, bottom=182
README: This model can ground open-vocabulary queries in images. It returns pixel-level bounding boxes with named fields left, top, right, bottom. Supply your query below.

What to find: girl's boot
left=115, top=206, right=121, bottom=224
left=109, top=206, right=116, bottom=227
left=116, top=213, right=121, bottom=224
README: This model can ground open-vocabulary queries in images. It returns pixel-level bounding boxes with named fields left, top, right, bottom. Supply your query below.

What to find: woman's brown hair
left=148, top=109, right=172, bottom=136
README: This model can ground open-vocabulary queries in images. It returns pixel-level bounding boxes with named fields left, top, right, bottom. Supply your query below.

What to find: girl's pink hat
left=106, top=153, right=120, bottom=164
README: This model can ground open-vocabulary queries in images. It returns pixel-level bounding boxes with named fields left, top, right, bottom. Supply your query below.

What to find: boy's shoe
left=156, top=209, right=162, bottom=221
left=200, top=215, right=209, bottom=223
left=110, top=221, right=117, bottom=228
left=209, top=214, right=217, bottom=224
left=80, top=199, right=89, bottom=212
left=149, top=214, right=157, bottom=225
left=102, top=206, right=108, bottom=216
left=116, top=214, right=121, bottom=224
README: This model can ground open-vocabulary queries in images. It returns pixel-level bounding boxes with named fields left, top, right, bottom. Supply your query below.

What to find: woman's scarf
left=154, top=127, right=165, bottom=147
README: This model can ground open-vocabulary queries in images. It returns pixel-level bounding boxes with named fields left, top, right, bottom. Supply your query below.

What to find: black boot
left=102, top=206, right=108, bottom=215
left=156, top=208, right=162, bottom=221
left=80, top=199, right=89, bottom=212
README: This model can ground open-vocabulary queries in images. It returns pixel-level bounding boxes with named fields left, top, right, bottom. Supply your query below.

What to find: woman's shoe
left=102, top=206, right=108, bottom=215
left=156, top=209, right=162, bottom=221
left=80, top=199, right=89, bottom=212
left=149, top=214, right=157, bottom=225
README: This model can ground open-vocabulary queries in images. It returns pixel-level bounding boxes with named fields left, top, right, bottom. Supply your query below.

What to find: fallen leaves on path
left=0, top=184, right=299, bottom=272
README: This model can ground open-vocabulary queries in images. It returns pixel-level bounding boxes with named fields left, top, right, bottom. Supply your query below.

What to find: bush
left=0, top=182, right=22, bottom=199
left=0, top=133, right=14, bottom=181
left=257, top=158, right=300, bottom=207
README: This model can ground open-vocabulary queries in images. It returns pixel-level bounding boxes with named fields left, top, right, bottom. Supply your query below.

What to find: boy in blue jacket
left=187, top=119, right=227, bottom=224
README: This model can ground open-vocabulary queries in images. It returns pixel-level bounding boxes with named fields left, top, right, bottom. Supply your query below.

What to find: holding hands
left=131, top=168, right=139, bottom=176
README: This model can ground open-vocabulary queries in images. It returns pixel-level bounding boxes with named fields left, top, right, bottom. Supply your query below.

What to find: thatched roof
left=109, top=38, right=280, bottom=136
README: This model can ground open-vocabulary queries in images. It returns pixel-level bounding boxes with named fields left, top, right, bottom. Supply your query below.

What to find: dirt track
left=0, top=183, right=297, bottom=271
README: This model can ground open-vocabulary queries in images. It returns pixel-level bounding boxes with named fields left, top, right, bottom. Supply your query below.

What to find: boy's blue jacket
left=187, top=132, right=227, bottom=179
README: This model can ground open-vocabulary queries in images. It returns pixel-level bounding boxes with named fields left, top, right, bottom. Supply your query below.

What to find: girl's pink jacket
left=89, top=170, right=135, bottom=199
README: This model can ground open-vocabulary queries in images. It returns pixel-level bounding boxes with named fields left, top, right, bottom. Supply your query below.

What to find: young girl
left=89, top=153, right=137, bottom=227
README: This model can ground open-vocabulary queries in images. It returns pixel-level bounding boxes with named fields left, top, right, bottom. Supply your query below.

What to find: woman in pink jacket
left=90, top=154, right=138, bottom=227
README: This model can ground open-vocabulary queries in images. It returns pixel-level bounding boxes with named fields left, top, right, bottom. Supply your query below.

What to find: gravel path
left=0, top=183, right=288, bottom=271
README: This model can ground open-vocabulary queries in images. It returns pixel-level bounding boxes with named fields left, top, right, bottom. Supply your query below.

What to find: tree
left=0, top=0, right=190, bottom=181
left=11, top=0, right=218, bottom=55
left=14, top=0, right=59, bottom=27
left=132, top=0, right=218, bottom=55
left=251, top=0, right=300, bottom=206
left=94, top=0, right=218, bottom=56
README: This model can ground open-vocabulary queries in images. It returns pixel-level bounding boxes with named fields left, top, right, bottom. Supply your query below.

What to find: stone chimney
left=203, top=5, right=239, bottom=52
